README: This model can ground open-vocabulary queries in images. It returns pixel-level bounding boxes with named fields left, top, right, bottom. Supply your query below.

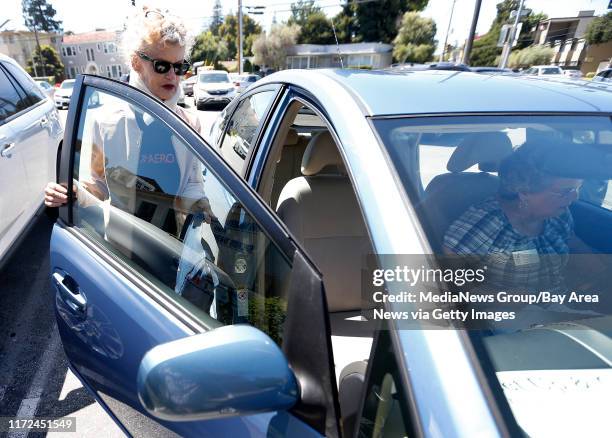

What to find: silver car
left=0, top=54, right=63, bottom=265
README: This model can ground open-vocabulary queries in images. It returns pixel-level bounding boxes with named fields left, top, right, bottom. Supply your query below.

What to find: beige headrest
left=301, top=131, right=344, bottom=176
left=284, top=128, right=299, bottom=146
left=447, top=132, right=513, bottom=173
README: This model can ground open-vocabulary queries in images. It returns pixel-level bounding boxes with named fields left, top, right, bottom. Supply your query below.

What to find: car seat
left=419, top=132, right=513, bottom=251
left=276, top=131, right=373, bottom=314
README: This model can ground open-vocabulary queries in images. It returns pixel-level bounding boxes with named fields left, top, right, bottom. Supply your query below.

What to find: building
left=0, top=30, right=61, bottom=73
left=531, top=10, right=603, bottom=73
left=285, top=43, right=393, bottom=70
left=60, top=30, right=129, bottom=79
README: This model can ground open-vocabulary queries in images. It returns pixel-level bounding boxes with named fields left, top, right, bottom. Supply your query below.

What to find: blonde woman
left=43, top=7, right=214, bottom=223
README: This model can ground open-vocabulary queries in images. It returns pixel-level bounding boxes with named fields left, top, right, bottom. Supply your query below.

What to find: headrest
left=301, top=131, right=344, bottom=176
left=284, top=128, right=299, bottom=146
left=447, top=132, right=513, bottom=173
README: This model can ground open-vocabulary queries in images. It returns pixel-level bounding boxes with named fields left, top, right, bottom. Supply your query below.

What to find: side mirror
left=137, top=325, right=298, bottom=422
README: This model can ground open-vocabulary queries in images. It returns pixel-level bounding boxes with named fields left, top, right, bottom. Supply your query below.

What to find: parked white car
left=0, top=54, right=63, bottom=266
left=523, top=65, right=564, bottom=77
left=193, top=70, right=236, bottom=110
left=54, top=79, right=76, bottom=109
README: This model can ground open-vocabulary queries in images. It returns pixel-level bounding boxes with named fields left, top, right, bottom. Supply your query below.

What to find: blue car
left=52, top=70, right=612, bottom=437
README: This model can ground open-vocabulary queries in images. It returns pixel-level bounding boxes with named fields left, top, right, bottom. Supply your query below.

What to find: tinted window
left=0, top=66, right=31, bottom=122
left=199, top=74, right=229, bottom=83
left=219, top=90, right=276, bottom=171
left=541, top=67, right=562, bottom=75
left=3, top=62, right=44, bottom=105
left=72, top=87, right=292, bottom=344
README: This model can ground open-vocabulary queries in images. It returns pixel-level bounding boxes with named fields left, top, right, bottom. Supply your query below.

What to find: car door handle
left=0, top=143, right=15, bottom=158
left=40, top=117, right=49, bottom=127
left=52, top=272, right=87, bottom=314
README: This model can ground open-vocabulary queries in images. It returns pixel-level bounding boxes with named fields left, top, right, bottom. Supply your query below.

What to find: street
left=0, top=98, right=220, bottom=437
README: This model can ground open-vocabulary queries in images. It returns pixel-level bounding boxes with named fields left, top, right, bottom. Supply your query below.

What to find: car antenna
left=330, top=16, right=344, bottom=69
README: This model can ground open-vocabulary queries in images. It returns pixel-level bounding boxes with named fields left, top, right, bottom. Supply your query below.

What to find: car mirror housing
left=137, top=325, right=299, bottom=422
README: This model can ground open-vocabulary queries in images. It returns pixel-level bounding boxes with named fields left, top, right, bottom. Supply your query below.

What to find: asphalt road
left=0, top=97, right=220, bottom=437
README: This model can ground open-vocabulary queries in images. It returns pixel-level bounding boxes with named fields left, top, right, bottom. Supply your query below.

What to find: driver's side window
left=72, top=87, right=292, bottom=344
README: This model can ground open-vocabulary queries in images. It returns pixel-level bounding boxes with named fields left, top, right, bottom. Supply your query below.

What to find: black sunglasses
left=138, top=52, right=190, bottom=76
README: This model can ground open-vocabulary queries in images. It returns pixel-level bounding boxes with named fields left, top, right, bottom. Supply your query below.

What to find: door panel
left=52, top=75, right=336, bottom=437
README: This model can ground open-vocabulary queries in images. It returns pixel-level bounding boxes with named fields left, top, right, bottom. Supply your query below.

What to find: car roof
left=258, top=69, right=612, bottom=116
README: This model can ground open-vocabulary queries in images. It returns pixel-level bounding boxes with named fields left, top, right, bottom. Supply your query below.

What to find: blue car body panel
left=50, top=225, right=322, bottom=437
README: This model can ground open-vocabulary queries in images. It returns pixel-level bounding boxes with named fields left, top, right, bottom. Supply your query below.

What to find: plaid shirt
left=444, top=198, right=573, bottom=291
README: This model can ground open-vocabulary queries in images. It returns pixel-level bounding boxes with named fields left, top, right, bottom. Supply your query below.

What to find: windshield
left=199, top=74, right=229, bottom=83
left=374, top=115, right=612, bottom=436
left=541, top=67, right=561, bottom=75
left=61, top=81, right=75, bottom=89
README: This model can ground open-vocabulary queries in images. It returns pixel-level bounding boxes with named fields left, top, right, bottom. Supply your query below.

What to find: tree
left=585, top=12, right=612, bottom=45
left=392, top=12, right=436, bottom=63
left=210, top=0, right=224, bottom=35
left=333, top=0, right=428, bottom=44
left=288, top=0, right=321, bottom=28
left=191, top=31, right=229, bottom=66
left=252, top=24, right=300, bottom=70
left=217, top=13, right=262, bottom=59
left=506, top=44, right=553, bottom=68
left=22, top=0, right=63, bottom=76
left=470, top=0, right=547, bottom=66
left=26, top=45, right=64, bottom=80
left=298, top=12, right=335, bottom=44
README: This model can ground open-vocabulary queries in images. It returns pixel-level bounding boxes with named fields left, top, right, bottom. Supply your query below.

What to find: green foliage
left=586, top=72, right=595, bottom=79
left=393, top=11, right=436, bottom=63
left=252, top=24, right=300, bottom=70
left=507, top=45, right=553, bottom=68
left=333, top=0, right=428, bottom=44
left=218, top=13, right=262, bottom=59
left=585, top=12, right=612, bottom=45
left=26, top=45, right=64, bottom=80
left=299, top=12, right=335, bottom=44
left=248, top=296, right=287, bottom=345
left=22, top=0, right=62, bottom=32
left=191, top=31, right=229, bottom=65
left=288, top=0, right=321, bottom=27
left=210, top=0, right=224, bottom=35
left=469, top=0, right=547, bottom=67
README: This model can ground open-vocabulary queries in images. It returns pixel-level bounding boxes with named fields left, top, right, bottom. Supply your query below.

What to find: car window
left=374, top=114, right=612, bottom=435
left=357, top=332, right=410, bottom=438
left=5, top=63, right=45, bottom=105
left=61, top=81, right=75, bottom=89
left=199, top=74, right=229, bottom=83
left=0, top=65, right=31, bottom=122
left=219, top=90, right=276, bottom=171
left=2, top=62, right=44, bottom=105
left=71, top=87, right=293, bottom=344
left=541, top=67, right=561, bottom=75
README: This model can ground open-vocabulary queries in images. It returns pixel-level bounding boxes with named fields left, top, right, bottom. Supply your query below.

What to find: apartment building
left=61, top=30, right=129, bottom=79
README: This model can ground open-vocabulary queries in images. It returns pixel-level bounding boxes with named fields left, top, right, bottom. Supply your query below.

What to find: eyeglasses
left=547, top=186, right=581, bottom=199
left=138, top=52, right=190, bottom=76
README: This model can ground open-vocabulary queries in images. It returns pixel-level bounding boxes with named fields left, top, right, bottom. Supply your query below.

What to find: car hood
left=56, top=89, right=73, bottom=97
left=197, top=83, right=234, bottom=92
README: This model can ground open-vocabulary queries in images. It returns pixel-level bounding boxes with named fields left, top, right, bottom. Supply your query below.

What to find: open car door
left=51, top=75, right=340, bottom=437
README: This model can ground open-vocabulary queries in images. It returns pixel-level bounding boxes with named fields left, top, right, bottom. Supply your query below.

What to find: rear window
left=541, top=67, right=561, bottom=75
left=199, top=74, right=229, bottom=83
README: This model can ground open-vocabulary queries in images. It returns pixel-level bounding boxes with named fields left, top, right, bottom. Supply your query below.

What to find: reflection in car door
left=51, top=75, right=338, bottom=437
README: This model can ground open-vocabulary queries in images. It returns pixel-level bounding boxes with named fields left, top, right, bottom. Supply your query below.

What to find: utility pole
left=238, top=0, right=243, bottom=74
left=500, top=0, right=525, bottom=69
left=440, top=0, right=457, bottom=62
left=462, top=0, right=482, bottom=65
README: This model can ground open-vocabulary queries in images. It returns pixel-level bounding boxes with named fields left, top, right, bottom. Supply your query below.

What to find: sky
left=3, top=0, right=610, bottom=53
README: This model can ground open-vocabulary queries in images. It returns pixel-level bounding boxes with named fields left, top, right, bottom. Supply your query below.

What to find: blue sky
left=3, top=0, right=610, bottom=53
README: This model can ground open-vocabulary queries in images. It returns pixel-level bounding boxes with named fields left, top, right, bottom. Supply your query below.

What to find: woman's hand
left=192, top=197, right=217, bottom=224
left=44, top=182, right=68, bottom=207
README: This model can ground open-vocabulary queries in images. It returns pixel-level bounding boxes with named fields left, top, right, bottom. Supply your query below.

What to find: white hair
left=121, top=6, right=194, bottom=63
